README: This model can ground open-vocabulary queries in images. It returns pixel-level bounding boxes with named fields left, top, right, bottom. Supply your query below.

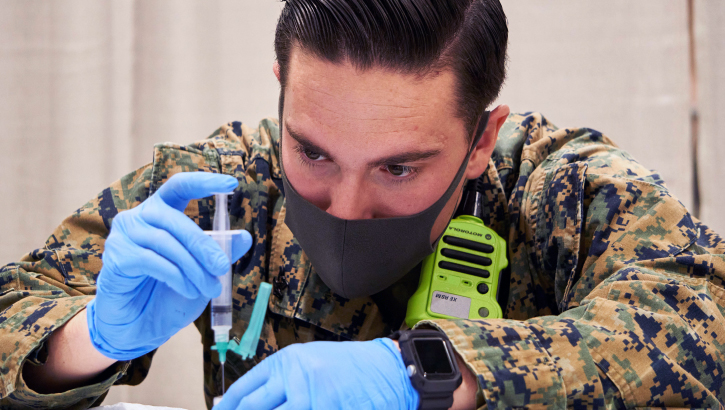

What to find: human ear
left=464, top=104, right=510, bottom=180
left=273, top=62, right=281, bottom=82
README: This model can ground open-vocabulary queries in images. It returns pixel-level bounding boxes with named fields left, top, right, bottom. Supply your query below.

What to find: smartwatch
left=390, top=329, right=462, bottom=410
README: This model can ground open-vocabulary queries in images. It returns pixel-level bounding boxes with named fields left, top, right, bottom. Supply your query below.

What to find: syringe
left=209, top=193, right=234, bottom=394
left=207, top=192, right=273, bottom=403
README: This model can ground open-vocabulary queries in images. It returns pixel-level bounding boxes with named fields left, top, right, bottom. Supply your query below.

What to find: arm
left=451, top=353, right=478, bottom=410
left=26, top=171, right=247, bottom=375
left=1, top=123, right=255, bottom=407
left=420, top=116, right=725, bottom=408
left=22, top=309, right=117, bottom=394
left=3, top=173, right=250, bottom=409
left=1, top=123, right=260, bottom=409
left=0, top=165, right=155, bottom=408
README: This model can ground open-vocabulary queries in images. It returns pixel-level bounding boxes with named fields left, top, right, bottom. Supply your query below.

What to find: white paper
left=89, top=403, right=187, bottom=410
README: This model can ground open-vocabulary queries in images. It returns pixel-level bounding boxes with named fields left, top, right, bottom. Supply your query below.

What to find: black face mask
left=280, top=112, right=490, bottom=299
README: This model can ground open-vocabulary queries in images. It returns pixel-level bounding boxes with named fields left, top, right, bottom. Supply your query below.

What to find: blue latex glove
left=87, top=172, right=252, bottom=361
left=213, top=338, right=419, bottom=410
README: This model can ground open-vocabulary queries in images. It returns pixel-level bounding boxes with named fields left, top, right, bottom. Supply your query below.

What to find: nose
left=324, top=179, right=375, bottom=220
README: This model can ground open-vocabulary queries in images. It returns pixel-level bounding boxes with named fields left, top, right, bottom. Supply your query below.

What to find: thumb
left=232, top=230, right=253, bottom=262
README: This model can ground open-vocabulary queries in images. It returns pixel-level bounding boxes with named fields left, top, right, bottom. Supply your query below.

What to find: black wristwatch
left=390, top=329, right=462, bottom=410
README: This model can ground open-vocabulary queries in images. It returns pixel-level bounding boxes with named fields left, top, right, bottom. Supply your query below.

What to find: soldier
left=2, top=0, right=724, bottom=409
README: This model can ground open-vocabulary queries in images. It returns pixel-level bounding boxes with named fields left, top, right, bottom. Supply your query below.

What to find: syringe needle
left=222, top=363, right=225, bottom=395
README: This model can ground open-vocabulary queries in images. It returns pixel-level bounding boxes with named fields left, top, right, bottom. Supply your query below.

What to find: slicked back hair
left=274, top=0, right=508, bottom=141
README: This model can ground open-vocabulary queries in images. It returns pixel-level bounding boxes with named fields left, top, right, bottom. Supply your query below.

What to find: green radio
left=406, top=178, right=508, bottom=327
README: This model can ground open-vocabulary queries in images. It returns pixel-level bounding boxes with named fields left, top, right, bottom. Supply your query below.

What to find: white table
left=90, top=404, right=186, bottom=410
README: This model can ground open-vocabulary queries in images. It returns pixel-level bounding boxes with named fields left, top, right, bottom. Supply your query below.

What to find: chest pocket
left=528, top=162, right=589, bottom=314
left=266, top=205, right=391, bottom=346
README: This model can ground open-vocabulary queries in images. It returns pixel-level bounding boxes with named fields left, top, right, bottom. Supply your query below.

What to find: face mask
left=280, top=112, right=490, bottom=299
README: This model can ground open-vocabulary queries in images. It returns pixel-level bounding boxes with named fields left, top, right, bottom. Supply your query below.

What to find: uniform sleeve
left=0, top=164, right=156, bottom=409
left=419, top=129, right=725, bottom=409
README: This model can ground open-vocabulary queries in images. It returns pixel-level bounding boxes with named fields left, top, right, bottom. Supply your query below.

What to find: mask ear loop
left=449, top=110, right=491, bottom=218
left=471, top=111, right=492, bottom=151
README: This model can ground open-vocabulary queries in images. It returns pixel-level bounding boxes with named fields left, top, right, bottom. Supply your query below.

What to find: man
left=2, top=0, right=724, bottom=409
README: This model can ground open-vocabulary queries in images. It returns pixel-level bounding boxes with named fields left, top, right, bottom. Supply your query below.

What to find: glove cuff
left=86, top=298, right=157, bottom=361
left=378, top=338, right=421, bottom=410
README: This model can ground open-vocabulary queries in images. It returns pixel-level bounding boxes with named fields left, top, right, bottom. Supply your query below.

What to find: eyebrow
left=286, top=124, right=443, bottom=168
left=286, top=124, right=336, bottom=162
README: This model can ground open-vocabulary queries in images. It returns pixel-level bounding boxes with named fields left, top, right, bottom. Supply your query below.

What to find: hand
left=87, top=172, right=252, bottom=360
left=214, top=338, right=419, bottom=410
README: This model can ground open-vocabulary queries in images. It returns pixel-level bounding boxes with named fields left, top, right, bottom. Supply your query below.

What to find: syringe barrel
left=207, top=231, right=234, bottom=329
left=209, top=193, right=235, bottom=345
left=211, top=232, right=233, bottom=306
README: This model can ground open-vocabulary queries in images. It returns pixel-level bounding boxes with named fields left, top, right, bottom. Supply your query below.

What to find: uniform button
left=477, top=283, right=489, bottom=294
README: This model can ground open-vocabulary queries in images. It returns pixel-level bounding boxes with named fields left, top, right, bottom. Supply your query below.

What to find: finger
left=113, top=206, right=221, bottom=298
left=140, top=197, right=232, bottom=277
left=231, top=230, right=253, bottom=263
left=127, top=223, right=222, bottom=299
left=100, top=225, right=149, bottom=291
left=235, top=376, right=286, bottom=410
left=100, top=239, right=198, bottom=299
left=214, top=359, right=273, bottom=410
left=155, top=172, right=238, bottom=212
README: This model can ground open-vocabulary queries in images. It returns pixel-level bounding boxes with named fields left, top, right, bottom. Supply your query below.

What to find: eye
left=385, top=164, right=414, bottom=177
left=302, top=148, right=326, bottom=161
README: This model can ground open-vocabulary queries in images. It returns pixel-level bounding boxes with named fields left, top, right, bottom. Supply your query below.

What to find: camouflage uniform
left=1, top=113, right=724, bottom=409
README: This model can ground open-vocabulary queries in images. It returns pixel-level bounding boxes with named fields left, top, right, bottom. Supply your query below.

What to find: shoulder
left=192, top=117, right=281, bottom=174
left=149, top=118, right=282, bottom=192
left=495, top=112, right=664, bottom=185
left=195, top=118, right=281, bottom=167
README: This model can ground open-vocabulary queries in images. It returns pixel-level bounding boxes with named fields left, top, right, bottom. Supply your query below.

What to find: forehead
left=283, top=49, right=468, bottom=149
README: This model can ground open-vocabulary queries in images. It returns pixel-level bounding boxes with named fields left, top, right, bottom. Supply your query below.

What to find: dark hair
left=274, top=0, right=508, bottom=140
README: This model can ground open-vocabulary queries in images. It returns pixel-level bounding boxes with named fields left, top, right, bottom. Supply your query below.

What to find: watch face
left=413, top=338, right=454, bottom=378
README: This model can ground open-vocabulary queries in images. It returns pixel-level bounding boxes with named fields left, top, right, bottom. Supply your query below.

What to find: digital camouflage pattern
left=1, top=113, right=724, bottom=409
